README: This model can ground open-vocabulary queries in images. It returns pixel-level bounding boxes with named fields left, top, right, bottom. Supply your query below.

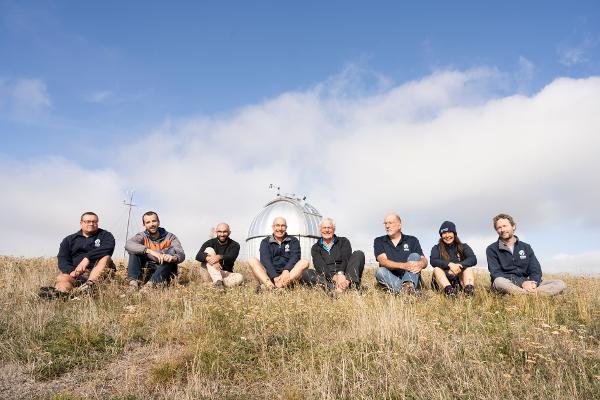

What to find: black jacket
left=430, top=242, right=477, bottom=270
left=311, top=236, right=353, bottom=278
left=195, top=237, right=240, bottom=272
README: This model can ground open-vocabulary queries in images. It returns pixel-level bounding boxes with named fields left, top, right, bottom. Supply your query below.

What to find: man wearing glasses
left=248, top=216, right=309, bottom=291
left=195, top=222, right=243, bottom=291
left=49, top=211, right=115, bottom=296
left=374, top=213, right=428, bottom=295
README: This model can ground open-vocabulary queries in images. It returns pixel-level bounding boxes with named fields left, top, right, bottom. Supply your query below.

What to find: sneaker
left=463, top=284, right=475, bottom=296
left=214, top=280, right=226, bottom=292
left=444, top=285, right=458, bottom=298
left=254, top=283, right=275, bottom=294
left=401, top=282, right=417, bottom=296
left=76, top=280, right=98, bottom=296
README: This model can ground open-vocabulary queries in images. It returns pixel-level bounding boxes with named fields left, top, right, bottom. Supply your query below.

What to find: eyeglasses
left=81, top=220, right=98, bottom=224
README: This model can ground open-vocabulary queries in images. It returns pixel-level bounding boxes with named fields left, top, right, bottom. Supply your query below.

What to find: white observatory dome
left=246, top=195, right=322, bottom=260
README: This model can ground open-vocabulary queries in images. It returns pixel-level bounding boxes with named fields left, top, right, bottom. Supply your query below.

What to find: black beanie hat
left=439, top=221, right=457, bottom=236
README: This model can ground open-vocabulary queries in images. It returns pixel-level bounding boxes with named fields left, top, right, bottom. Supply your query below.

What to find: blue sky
left=1, top=1, right=600, bottom=274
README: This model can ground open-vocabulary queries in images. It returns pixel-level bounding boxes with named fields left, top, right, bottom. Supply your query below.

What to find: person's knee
left=296, top=259, right=309, bottom=270
left=55, top=274, right=75, bottom=292
left=204, top=247, right=216, bottom=256
left=408, top=253, right=421, bottom=262
left=248, top=257, right=260, bottom=268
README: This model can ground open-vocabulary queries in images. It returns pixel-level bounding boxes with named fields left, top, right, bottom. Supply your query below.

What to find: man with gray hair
left=486, top=213, right=566, bottom=295
left=195, top=222, right=243, bottom=291
left=248, top=216, right=309, bottom=291
left=373, top=213, right=428, bottom=295
left=302, top=217, right=365, bottom=293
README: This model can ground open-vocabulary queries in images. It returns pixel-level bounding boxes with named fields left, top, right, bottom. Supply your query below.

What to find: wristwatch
left=336, top=271, right=345, bottom=276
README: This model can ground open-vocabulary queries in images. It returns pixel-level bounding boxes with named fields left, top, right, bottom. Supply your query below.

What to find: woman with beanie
left=430, top=221, right=477, bottom=297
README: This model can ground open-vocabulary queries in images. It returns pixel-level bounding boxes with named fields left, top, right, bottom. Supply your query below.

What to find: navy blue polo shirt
left=374, top=233, right=424, bottom=275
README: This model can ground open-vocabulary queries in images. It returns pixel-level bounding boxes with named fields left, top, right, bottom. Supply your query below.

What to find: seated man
left=41, top=211, right=115, bottom=298
left=248, top=216, right=309, bottom=291
left=302, top=217, right=365, bottom=293
left=486, top=213, right=566, bottom=296
left=195, top=222, right=244, bottom=290
left=374, top=213, right=428, bottom=295
left=126, top=211, right=185, bottom=290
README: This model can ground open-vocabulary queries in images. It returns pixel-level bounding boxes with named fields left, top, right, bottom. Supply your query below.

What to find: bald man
left=248, top=216, right=309, bottom=291
left=374, top=213, right=428, bottom=295
left=195, top=223, right=243, bottom=290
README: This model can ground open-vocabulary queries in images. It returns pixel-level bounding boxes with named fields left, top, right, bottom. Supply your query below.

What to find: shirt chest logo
left=403, top=244, right=409, bottom=252
left=284, top=244, right=290, bottom=252
left=519, top=249, right=526, bottom=259
left=94, top=239, right=101, bottom=248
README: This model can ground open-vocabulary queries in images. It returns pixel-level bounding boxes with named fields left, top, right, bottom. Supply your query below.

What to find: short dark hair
left=142, top=211, right=159, bottom=223
left=80, top=211, right=98, bottom=221
left=493, top=213, right=515, bottom=228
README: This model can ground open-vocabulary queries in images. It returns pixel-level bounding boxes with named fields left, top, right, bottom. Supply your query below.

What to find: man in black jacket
left=52, top=211, right=115, bottom=295
left=195, top=223, right=243, bottom=290
left=302, top=217, right=365, bottom=293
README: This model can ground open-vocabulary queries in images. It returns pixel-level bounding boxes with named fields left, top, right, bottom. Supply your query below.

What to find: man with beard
left=486, top=213, right=565, bottom=295
left=196, top=222, right=243, bottom=290
left=126, top=211, right=185, bottom=291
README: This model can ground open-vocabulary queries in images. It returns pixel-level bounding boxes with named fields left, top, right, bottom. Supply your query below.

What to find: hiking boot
left=463, top=284, right=475, bottom=296
left=401, top=282, right=417, bottom=296
left=139, top=281, right=157, bottom=293
left=444, top=285, right=458, bottom=298
left=38, top=286, right=69, bottom=300
left=128, top=280, right=140, bottom=292
left=214, top=280, right=226, bottom=292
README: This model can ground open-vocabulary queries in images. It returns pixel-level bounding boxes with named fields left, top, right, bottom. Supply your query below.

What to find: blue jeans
left=127, top=253, right=178, bottom=284
left=375, top=253, right=422, bottom=293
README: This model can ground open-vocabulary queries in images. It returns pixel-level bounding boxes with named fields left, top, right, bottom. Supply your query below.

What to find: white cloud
left=557, top=36, right=599, bottom=67
left=0, top=77, right=51, bottom=113
left=85, top=90, right=113, bottom=104
left=12, top=78, right=51, bottom=108
left=544, top=252, right=600, bottom=276
left=1, top=69, right=600, bottom=275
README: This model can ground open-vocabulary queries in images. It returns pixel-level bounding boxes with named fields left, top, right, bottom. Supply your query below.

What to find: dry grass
left=0, top=255, right=598, bottom=399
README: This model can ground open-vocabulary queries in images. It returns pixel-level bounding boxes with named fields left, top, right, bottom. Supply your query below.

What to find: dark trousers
left=127, top=254, right=178, bottom=284
left=302, top=250, right=365, bottom=289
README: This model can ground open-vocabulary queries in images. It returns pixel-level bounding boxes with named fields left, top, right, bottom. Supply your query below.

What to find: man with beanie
left=373, top=213, right=428, bottom=295
left=486, top=213, right=566, bottom=295
left=126, top=211, right=185, bottom=291
left=430, top=221, right=477, bottom=297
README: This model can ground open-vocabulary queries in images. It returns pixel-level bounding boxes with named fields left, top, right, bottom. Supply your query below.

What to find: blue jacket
left=430, top=242, right=477, bottom=270
left=259, top=235, right=301, bottom=279
left=374, top=233, right=424, bottom=277
left=486, top=237, right=542, bottom=286
left=57, top=228, right=115, bottom=274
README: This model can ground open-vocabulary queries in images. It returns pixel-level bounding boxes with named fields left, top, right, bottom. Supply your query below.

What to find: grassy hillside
left=0, top=256, right=598, bottom=399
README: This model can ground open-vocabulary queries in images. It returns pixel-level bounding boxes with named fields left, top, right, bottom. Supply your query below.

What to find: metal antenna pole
left=123, top=190, right=136, bottom=259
